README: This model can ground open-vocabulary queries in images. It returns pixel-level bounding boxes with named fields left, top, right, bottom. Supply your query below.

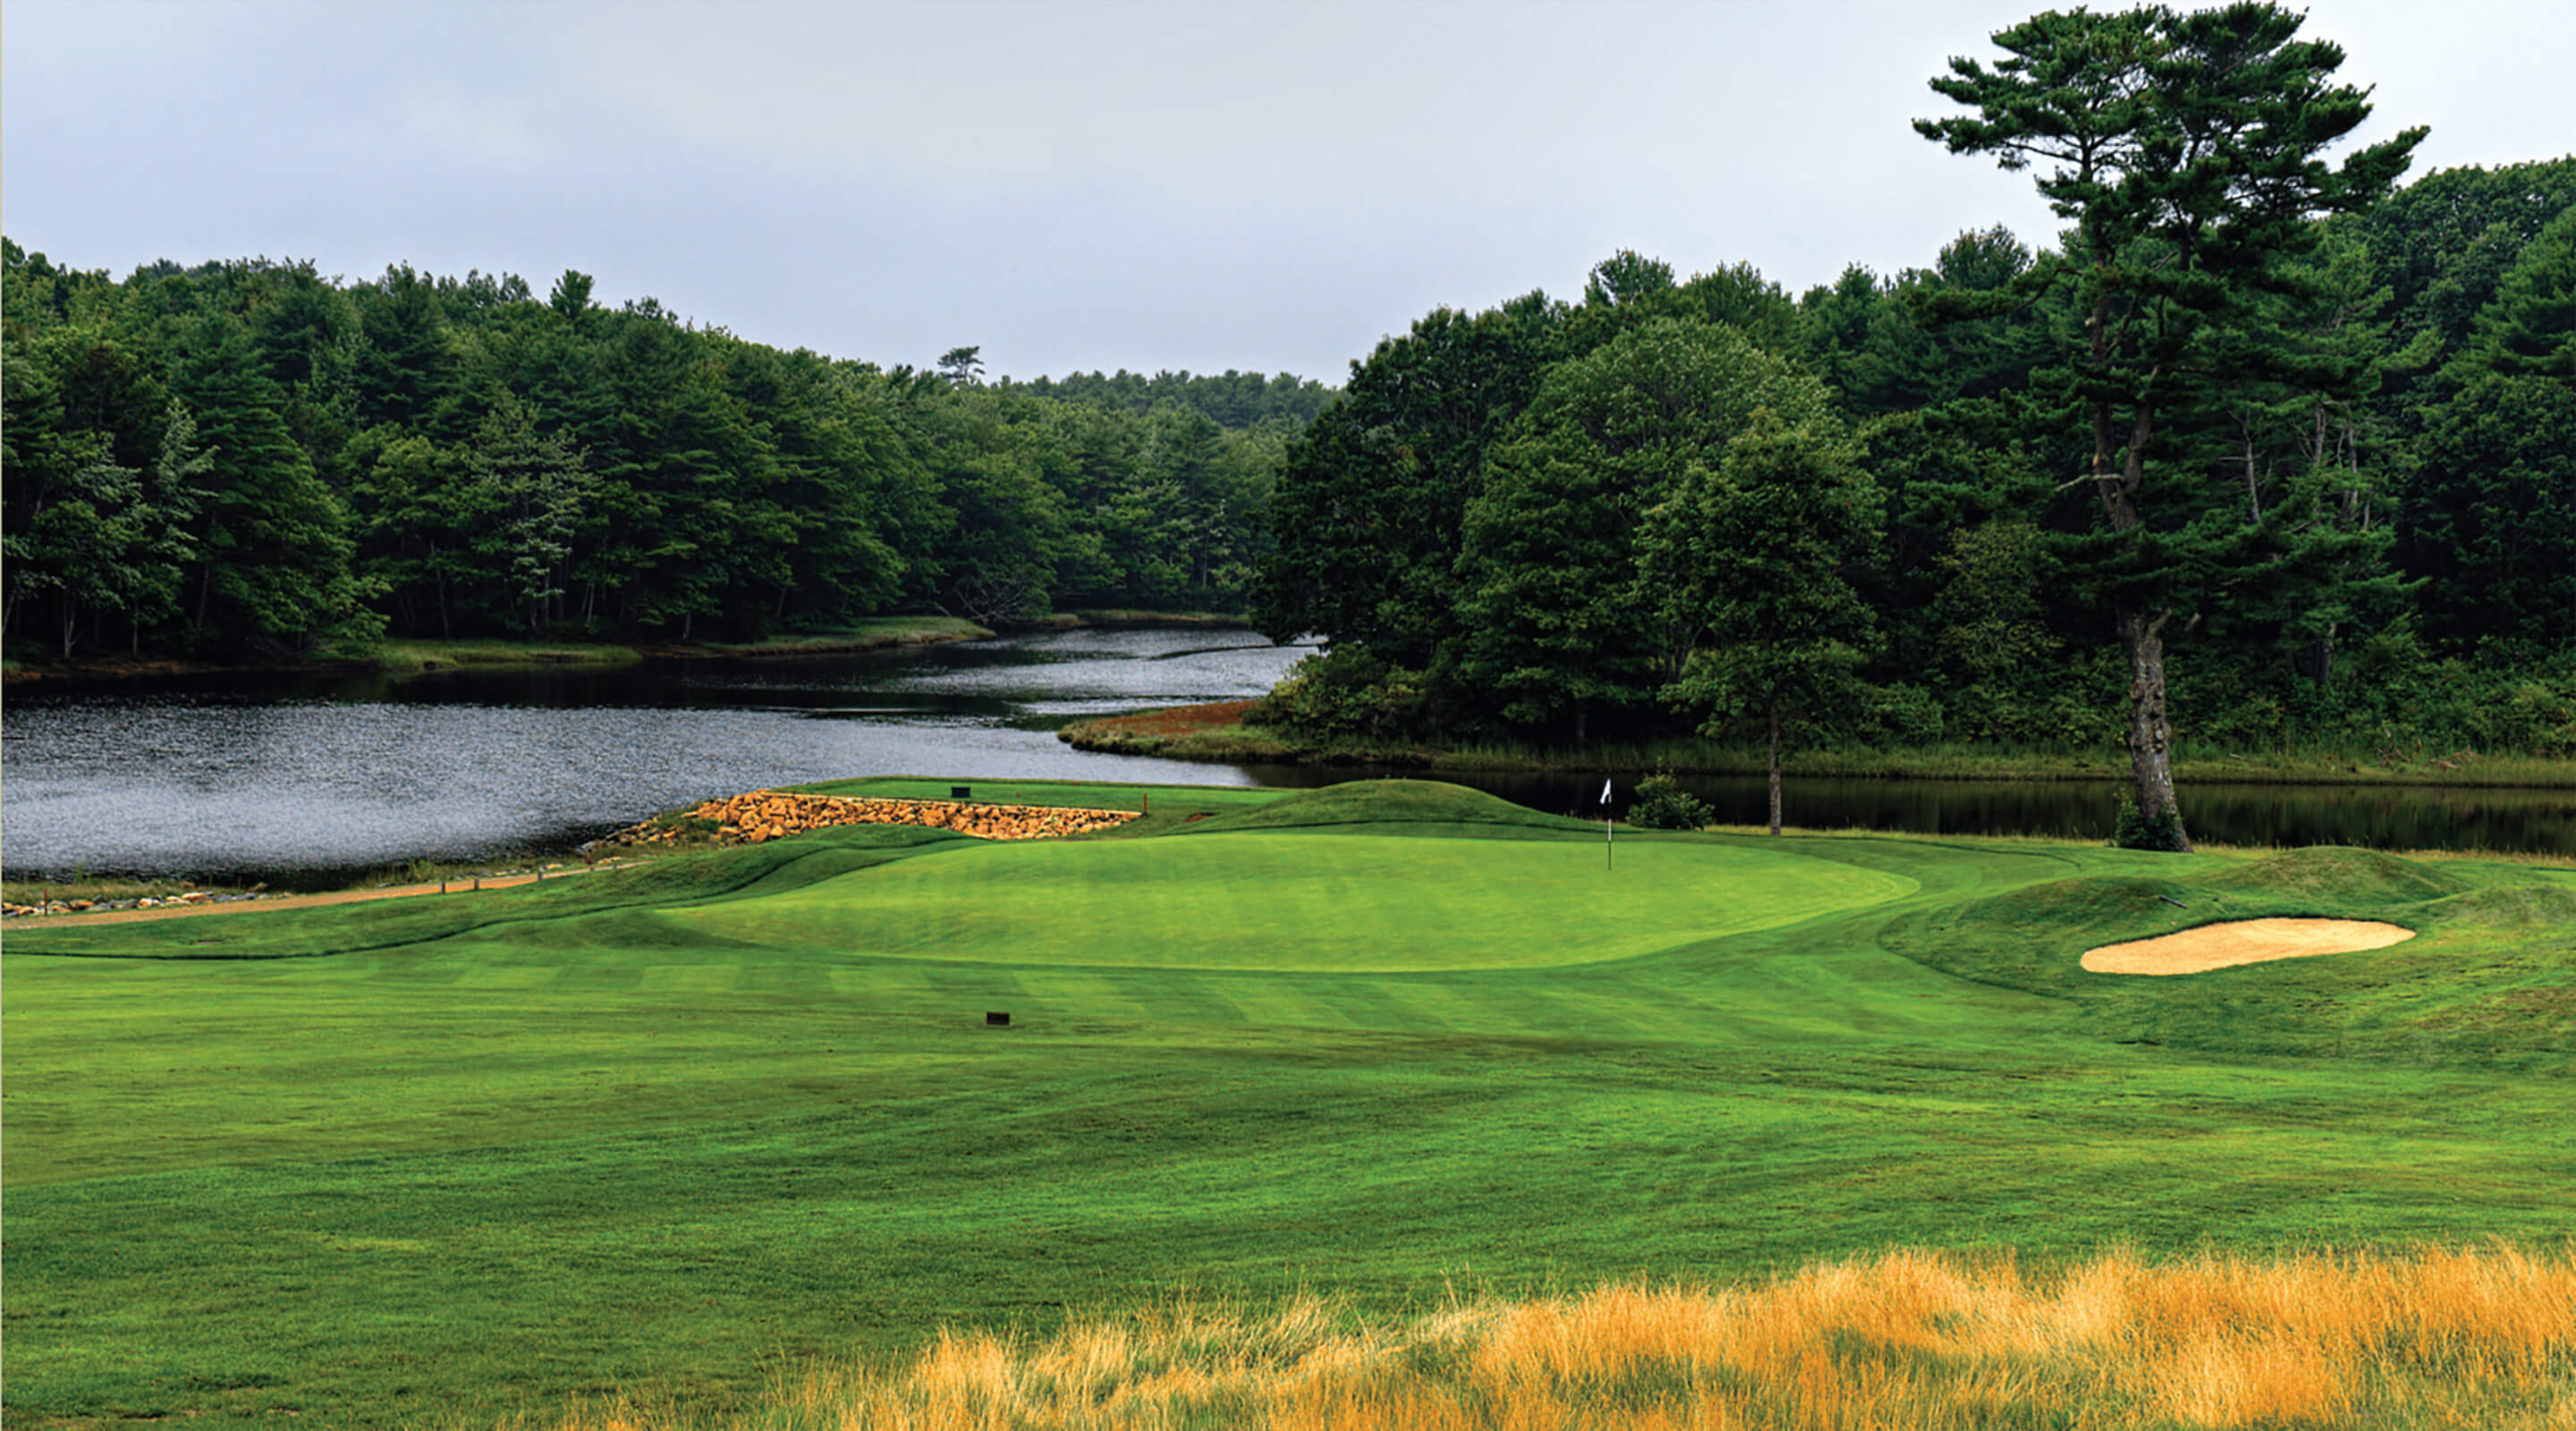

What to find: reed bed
left=551, top=1245, right=2576, bottom=1430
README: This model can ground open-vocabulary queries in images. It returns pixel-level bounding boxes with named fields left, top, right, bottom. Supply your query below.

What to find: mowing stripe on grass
left=675, top=833, right=1916, bottom=973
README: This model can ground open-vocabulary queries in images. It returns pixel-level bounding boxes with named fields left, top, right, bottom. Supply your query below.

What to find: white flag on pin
left=1599, top=778, right=1613, bottom=806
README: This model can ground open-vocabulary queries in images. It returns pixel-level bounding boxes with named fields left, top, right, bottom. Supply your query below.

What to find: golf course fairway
left=4, top=779, right=2570, bottom=1427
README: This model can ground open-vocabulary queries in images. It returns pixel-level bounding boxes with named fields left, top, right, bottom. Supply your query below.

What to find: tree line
left=1252, top=3, right=2575, bottom=843
left=3, top=251, right=1324, bottom=658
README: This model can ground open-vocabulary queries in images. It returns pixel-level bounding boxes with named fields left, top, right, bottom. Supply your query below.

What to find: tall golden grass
left=555, top=1244, right=2576, bottom=1430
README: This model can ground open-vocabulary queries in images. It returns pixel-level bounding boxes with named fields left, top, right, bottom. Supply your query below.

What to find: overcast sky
left=5, top=1, right=2569, bottom=382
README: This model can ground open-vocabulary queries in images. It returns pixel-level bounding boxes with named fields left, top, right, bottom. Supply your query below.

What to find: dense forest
left=5, top=2, right=2572, bottom=850
left=1, top=252, right=1328, bottom=654
left=1252, top=5, right=2575, bottom=843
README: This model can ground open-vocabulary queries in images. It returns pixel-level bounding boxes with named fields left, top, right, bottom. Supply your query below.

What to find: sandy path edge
left=13, top=870, right=589, bottom=927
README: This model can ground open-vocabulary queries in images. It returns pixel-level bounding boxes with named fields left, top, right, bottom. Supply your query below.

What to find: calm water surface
left=1, top=629, right=1310, bottom=885
left=4, top=626, right=2570, bottom=884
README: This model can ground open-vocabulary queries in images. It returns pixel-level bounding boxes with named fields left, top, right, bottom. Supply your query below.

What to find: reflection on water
left=4, top=625, right=2569, bottom=884
left=1, top=629, right=1312, bottom=885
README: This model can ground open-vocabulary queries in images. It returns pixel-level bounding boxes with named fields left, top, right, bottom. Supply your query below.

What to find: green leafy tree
left=12, top=442, right=145, bottom=656
left=169, top=313, right=375, bottom=651
left=2396, top=375, right=2576, bottom=653
left=1457, top=318, right=1831, bottom=741
left=1653, top=419, right=1883, bottom=834
left=1255, top=292, right=1566, bottom=667
left=462, top=399, right=592, bottom=634
left=1929, top=515, right=2064, bottom=741
left=2445, top=204, right=2576, bottom=384
left=123, top=399, right=214, bottom=647
left=1918, top=1, right=2424, bottom=848
left=2346, top=158, right=2576, bottom=384
left=547, top=269, right=597, bottom=326
left=936, top=345, right=986, bottom=386
left=352, top=264, right=459, bottom=434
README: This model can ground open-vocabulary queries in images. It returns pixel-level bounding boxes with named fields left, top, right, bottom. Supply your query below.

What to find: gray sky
left=5, top=1, right=2569, bottom=383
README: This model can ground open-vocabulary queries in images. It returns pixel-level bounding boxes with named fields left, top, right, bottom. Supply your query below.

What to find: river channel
left=4, top=626, right=2570, bottom=885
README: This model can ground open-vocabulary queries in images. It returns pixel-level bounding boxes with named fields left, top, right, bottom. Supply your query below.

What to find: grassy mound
left=2200, top=845, right=2471, bottom=906
left=1175, top=777, right=1589, bottom=835
left=1885, top=848, right=2572, bottom=1069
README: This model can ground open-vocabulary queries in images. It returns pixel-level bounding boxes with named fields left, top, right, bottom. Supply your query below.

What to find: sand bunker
left=2081, top=918, right=2416, bottom=975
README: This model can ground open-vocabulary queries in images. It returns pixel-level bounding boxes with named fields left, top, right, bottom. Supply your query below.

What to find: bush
left=1626, top=774, right=1714, bottom=830
left=1246, top=648, right=1426, bottom=739
left=1858, top=683, right=1946, bottom=746
left=2112, top=798, right=2188, bottom=852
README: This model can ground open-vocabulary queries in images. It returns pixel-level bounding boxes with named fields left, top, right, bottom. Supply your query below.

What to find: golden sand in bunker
left=607, top=791, right=1140, bottom=848
left=2082, top=918, right=2416, bottom=976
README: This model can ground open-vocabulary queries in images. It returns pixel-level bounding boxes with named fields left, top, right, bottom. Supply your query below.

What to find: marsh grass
left=546, top=1245, right=2576, bottom=1430
left=1074, top=713, right=2576, bottom=789
left=349, top=637, right=648, bottom=673
left=1066, top=610, right=1254, bottom=628
left=690, top=616, right=992, bottom=655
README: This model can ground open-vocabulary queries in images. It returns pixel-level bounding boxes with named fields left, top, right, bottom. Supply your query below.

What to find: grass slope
left=1885, top=844, right=2576, bottom=1069
left=4, top=782, right=2571, bottom=1428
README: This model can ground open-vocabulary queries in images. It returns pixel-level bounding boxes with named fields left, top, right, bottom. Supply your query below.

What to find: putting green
left=672, top=831, right=1915, bottom=970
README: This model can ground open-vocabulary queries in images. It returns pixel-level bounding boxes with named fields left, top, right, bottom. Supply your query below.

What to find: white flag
left=1600, top=778, right=1614, bottom=806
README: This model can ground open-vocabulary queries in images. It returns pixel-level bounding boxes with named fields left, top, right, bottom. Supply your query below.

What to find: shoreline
left=1058, top=702, right=2576, bottom=791
left=0, top=611, right=1253, bottom=685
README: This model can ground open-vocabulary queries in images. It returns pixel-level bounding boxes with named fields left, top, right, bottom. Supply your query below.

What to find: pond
left=0, top=628, right=1309, bottom=886
left=4, top=627, right=2568, bottom=885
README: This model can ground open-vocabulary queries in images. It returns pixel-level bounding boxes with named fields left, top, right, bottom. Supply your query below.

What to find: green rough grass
left=4, top=781, right=2572, bottom=1428
left=1883, top=845, right=2576, bottom=1071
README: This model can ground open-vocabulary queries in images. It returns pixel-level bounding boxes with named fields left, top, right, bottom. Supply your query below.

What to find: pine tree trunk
left=2116, top=602, right=2192, bottom=851
left=1767, top=700, right=1783, bottom=836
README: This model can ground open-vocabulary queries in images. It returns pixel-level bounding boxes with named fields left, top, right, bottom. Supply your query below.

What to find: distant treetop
left=1002, top=368, right=1337, bottom=429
